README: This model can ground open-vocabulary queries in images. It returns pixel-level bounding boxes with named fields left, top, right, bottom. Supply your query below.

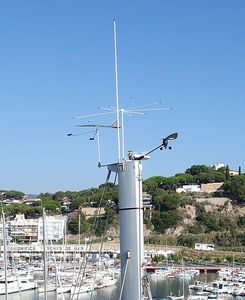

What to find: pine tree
left=239, top=166, right=242, bottom=175
left=226, top=165, right=230, bottom=180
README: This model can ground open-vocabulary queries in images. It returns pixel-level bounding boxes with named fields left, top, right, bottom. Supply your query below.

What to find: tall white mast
left=2, top=212, right=8, bottom=300
left=42, top=208, right=48, bottom=300
left=113, top=19, right=121, bottom=163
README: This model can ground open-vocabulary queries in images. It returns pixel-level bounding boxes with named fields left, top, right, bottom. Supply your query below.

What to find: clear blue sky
left=0, top=1, right=244, bottom=194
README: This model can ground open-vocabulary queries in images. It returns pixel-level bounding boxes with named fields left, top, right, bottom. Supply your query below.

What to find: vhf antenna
left=69, top=19, right=172, bottom=167
left=114, top=19, right=121, bottom=163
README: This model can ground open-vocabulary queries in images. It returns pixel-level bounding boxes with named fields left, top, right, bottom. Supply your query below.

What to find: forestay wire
left=89, top=171, right=118, bottom=300
left=71, top=169, right=118, bottom=300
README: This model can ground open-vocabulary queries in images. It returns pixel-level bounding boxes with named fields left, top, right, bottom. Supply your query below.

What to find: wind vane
left=67, top=120, right=119, bottom=167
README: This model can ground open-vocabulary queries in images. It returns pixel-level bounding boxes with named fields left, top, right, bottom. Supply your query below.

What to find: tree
left=4, top=203, right=42, bottom=217
left=143, top=177, right=165, bottom=192
left=39, top=192, right=53, bottom=201
left=32, top=200, right=42, bottom=207
left=214, top=257, right=223, bottom=263
left=169, top=253, right=180, bottom=262
left=185, top=165, right=211, bottom=176
left=225, top=165, right=230, bottom=180
left=223, top=175, right=245, bottom=203
left=68, top=216, right=79, bottom=234
left=53, top=191, right=66, bottom=202
left=70, top=197, right=86, bottom=210
left=196, top=206, right=218, bottom=232
left=160, top=177, right=179, bottom=189
left=217, top=167, right=226, bottom=175
left=65, top=191, right=79, bottom=200
left=177, top=234, right=197, bottom=247
left=42, top=200, right=61, bottom=212
left=5, top=190, right=25, bottom=199
left=26, top=207, right=42, bottom=217
left=238, top=216, right=245, bottom=227
left=152, top=210, right=182, bottom=233
left=155, top=193, right=180, bottom=211
left=104, top=207, right=116, bottom=225
left=99, top=182, right=116, bottom=189
left=153, top=256, right=163, bottom=263
left=213, top=172, right=225, bottom=182
left=239, top=166, right=242, bottom=175
left=203, top=255, right=212, bottom=262
left=68, top=213, right=91, bottom=235
left=175, top=173, right=194, bottom=185
left=5, top=203, right=28, bottom=216
left=196, top=172, right=215, bottom=184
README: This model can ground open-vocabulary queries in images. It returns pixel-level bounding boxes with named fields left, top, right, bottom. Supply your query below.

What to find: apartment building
left=10, top=214, right=38, bottom=242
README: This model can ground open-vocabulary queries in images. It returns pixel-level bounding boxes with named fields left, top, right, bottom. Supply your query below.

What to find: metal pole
left=42, top=208, right=48, bottom=300
left=2, top=212, right=8, bottom=300
left=121, top=110, right=125, bottom=160
left=78, top=213, right=81, bottom=253
left=108, top=159, right=144, bottom=300
left=55, top=267, right=58, bottom=300
left=96, top=127, right=101, bottom=166
left=113, top=19, right=121, bottom=163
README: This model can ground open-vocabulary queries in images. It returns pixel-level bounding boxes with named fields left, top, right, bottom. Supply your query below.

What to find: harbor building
left=38, top=215, right=66, bottom=242
left=2, top=214, right=66, bottom=243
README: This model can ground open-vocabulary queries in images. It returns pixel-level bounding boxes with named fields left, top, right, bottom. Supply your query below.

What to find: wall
left=201, top=182, right=224, bottom=193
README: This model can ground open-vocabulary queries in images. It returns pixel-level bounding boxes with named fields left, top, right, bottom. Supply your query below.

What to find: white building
left=38, top=215, right=66, bottom=242
left=211, top=162, right=225, bottom=171
left=9, top=214, right=38, bottom=242
left=176, top=185, right=201, bottom=193
left=195, top=243, right=215, bottom=251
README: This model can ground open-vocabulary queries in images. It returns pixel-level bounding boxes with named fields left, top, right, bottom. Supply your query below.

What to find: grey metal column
left=109, top=159, right=144, bottom=300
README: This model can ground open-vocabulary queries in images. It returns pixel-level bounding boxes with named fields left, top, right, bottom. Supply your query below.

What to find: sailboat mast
left=78, top=213, right=81, bottom=249
left=42, top=208, right=48, bottom=300
left=2, top=212, right=8, bottom=300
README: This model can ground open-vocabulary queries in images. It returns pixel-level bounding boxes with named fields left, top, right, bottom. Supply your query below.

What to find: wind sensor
left=133, top=132, right=178, bottom=160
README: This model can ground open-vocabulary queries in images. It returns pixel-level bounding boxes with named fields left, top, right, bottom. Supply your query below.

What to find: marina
left=2, top=264, right=245, bottom=299
left=1, top=246, right=245, bottom=300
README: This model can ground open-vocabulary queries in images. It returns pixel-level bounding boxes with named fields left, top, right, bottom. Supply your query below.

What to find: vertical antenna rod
left=113, top=19, right=121, bottom=162
left=96, top=127, right=101, bottom=167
